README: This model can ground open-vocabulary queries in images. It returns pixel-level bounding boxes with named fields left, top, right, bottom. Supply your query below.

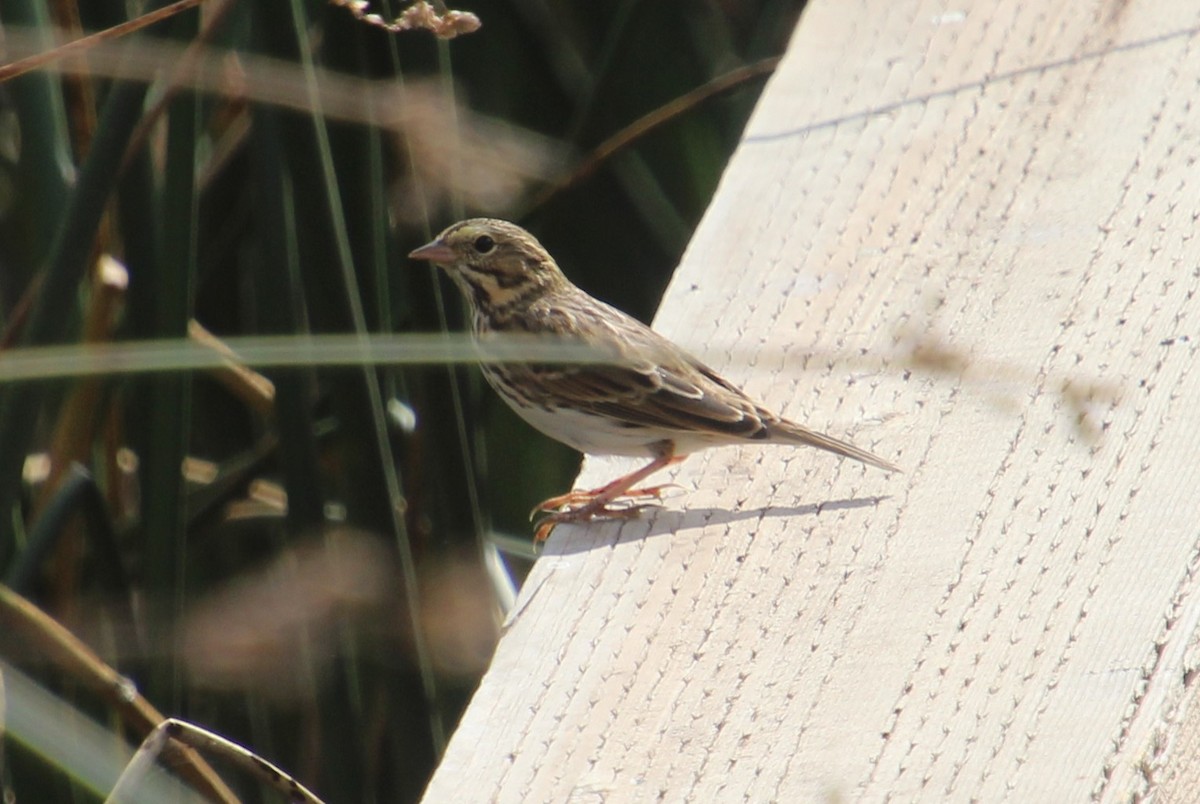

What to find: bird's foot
left=530, top=452, right=684, bottom=542
left=533, top=500, right=658, bottom=543
left=531, top=483, right=680, bottom=518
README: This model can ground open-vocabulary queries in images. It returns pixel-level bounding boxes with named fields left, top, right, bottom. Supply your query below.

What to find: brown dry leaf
left=330, top=0, right=482, bottom=39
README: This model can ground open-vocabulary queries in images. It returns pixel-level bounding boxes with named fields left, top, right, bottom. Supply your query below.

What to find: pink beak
left=409, top=240, right=457, bottom=263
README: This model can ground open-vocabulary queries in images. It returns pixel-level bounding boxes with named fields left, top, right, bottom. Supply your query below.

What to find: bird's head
left=409, top=219, right=568, bottom=316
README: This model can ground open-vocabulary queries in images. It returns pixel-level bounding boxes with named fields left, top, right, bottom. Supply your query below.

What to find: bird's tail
left=770, top=418, right=901, bottom=473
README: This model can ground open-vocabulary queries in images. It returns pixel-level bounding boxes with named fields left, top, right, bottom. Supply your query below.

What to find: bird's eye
left=473, top=235, right=495, bottom=254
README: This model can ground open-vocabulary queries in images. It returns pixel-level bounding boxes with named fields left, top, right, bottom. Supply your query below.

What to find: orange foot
left=533, top=501, right=659, bottom=543
left=529, top=452, right=686, bottom=543
left=530, top=482, right=680, bottom=518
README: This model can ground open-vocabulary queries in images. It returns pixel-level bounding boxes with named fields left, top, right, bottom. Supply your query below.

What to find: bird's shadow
left=541, top=495, right=891, bottom=557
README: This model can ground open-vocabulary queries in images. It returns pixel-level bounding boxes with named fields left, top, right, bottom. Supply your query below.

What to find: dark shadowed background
left=0, top=0, right=803, bottom=800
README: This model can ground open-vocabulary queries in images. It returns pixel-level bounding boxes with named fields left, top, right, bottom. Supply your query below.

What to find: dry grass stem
left=108, top=717, right=324, bottom=804
left=0, top=587, right=237, bottom=802
left=188, top=321, right=276, bottom=417
left=0, top=0, right=204, bottom=83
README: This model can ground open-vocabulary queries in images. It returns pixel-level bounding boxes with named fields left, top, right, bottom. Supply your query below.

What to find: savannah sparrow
left=410, top=219, right=898, bottom=542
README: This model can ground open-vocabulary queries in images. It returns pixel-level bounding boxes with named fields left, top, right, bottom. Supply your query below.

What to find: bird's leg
left=532, top=453, right=685, bottom=542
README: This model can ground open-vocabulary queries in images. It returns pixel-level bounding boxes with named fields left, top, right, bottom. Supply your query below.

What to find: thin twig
left=0, top=0, right=206, bottom=83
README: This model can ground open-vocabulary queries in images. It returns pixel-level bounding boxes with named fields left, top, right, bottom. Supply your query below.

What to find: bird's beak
left=408, top=239, right=456, bottom=263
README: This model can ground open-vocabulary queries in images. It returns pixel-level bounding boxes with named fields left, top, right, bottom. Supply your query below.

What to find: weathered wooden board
left=423, top=1, right=1200, bottom=800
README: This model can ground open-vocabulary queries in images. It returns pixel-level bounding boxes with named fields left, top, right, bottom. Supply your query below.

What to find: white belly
left=497, top=393, right=731, bottom=457
left=500, top=396, right=663, bottom=457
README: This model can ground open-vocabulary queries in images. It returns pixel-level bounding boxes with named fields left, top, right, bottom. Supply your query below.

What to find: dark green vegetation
left=0, top=0, right=801, bottom=800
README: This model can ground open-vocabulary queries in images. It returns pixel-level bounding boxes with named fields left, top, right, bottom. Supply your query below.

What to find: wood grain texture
left=423, top=1, right=1200, bottom=800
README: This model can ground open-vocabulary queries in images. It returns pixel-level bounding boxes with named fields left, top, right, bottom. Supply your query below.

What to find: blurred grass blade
left=0, top=13, right=163, bottom=553
left=7, top=465, right=126, bottom=594
left=136, top=3, right=201, bottom=706
left=2, top=4, right=74, bottom=272
left=249, top=102, right=326, bottom=530
left=0, top=586, right=238, bottom=801
left=0, top=660, right=206, bottom=802
left=0, top=333, right=616, bottom=383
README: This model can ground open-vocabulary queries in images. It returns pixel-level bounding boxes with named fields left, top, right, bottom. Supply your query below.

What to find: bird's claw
left=532, top=501, right=659, bottom=543
left=530, top=483, right=680, bottom=519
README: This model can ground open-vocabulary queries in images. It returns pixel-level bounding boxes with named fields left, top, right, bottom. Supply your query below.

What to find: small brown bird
left=410, top=219, right=897, bottom=542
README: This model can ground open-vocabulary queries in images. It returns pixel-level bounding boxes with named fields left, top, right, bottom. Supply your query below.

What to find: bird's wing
left=514, top=296, right=773, bottom=441
left=502, top=292, right=899, bottom=471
